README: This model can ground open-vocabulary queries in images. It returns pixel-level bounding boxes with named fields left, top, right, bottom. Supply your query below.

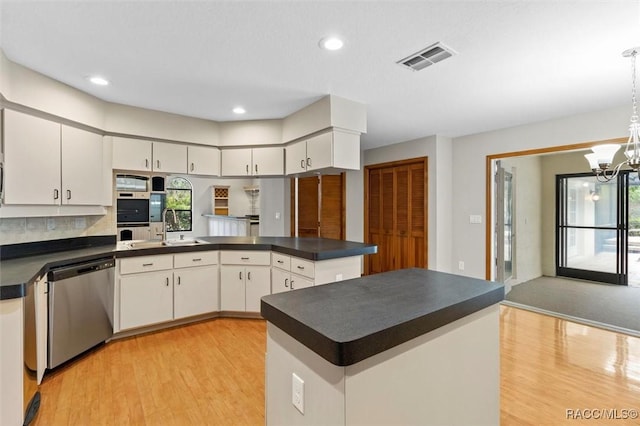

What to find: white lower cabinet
left=271, top=252, right=314, bottom=294
left=117, top=251, right=219, bottom=331
left=220, top=250, right=271, bottom=312
left=271, top=266, right=313, bottom=294
left=120, top=270, right=173, bottom=330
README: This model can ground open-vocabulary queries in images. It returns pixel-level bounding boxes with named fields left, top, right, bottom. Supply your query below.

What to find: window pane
left=166, top=189, right=191, bottom=210
left=564, top=176, right=617, bottom=227
left=564, top=228, right=617, bottom=273
left=167, top=211, right=192, bottom=232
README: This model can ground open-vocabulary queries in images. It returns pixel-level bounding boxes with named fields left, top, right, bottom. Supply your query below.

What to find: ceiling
left=1, top=1, right=639, bottom=149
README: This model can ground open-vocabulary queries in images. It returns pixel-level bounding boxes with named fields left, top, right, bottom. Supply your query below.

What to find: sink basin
left=163, top=238, right=206, bottom=246
left=129, top=240, right=166, bottom=249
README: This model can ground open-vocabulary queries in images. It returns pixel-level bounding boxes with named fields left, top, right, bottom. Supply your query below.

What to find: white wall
left=452, top=105, right=628, bottom=279
left=259, top=177, right=289, bottom=236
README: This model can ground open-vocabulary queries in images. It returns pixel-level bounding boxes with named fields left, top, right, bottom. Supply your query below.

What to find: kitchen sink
left=123, top=239, right=208, bottom=250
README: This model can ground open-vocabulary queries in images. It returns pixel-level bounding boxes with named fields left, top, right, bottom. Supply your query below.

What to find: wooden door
left=365, top=158, right=427, bottom=274
left=291, top=174, right=345, bottom=239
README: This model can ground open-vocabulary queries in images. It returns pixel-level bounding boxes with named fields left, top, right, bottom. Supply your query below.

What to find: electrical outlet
left=335, top=273, right=343, bottom=281
left=74, top=217, right=86, bottom=229
left=275, top=212, right=281, bottom=220
left=292, top=373, right=304, bottom=414
left=458, top=261, right=465, bottom=271
left=46, top=218, right=56, bottom=231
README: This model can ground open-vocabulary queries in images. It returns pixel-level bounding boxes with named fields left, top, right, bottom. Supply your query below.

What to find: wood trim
left=484, top=137, right=627, bottom=280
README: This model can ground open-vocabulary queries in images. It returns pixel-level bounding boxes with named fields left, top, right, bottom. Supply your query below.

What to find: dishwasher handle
left=47, top=258, right=115, bottom=281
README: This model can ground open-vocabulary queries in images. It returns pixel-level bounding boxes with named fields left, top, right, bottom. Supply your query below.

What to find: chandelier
left=585, top=47, right=640, bottom=182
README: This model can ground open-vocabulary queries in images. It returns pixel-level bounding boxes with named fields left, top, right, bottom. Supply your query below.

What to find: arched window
left=166, top=176, right=192, bottom=232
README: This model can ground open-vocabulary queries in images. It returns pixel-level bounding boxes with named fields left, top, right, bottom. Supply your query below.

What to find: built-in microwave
left=115, top=174, right=150, bottom=198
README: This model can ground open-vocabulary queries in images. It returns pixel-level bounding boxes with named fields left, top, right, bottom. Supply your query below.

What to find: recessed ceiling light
left=88, top=76, right=109, bottom=86
left=319, top=36, right=344, bottom=51
left=233, top=106, right=246, bottom=114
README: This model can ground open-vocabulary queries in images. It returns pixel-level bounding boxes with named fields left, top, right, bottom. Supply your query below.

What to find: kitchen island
left=261, top=268, right=504, bottom=426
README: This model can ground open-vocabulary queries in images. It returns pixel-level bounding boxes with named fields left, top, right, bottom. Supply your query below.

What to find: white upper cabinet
left=252, top=147, right=284, bottom=176
left=152, top=141, right=187, bottom=174
left=187, top=145, right=220, bottom=176
left=3, top=110, right=61, bottom=205
left=2, top=110, right=106, bottom=206
left=285, top=130, right=360, bottom=176
left=221, top=147, right=284, bottom=177
left=61, top=125, right=105, bottom=205
left=112, top=137, right=187, bottom=173
left=112, top=137, right=152, bottom=172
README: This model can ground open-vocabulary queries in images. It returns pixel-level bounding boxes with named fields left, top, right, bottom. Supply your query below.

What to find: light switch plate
left=469, top=215, right=482, bottom=224
left=292, top=373, right=304, bottom=414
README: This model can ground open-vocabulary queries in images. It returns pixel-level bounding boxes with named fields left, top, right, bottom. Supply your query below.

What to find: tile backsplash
left=0, top=208, right=116, bottom=245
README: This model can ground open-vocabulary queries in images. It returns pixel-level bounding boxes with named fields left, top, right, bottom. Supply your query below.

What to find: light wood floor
left=32, top=307, right=640, bottom=425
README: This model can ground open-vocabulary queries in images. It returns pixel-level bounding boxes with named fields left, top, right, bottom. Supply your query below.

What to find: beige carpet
left=504, top=276, right=640, bottom=336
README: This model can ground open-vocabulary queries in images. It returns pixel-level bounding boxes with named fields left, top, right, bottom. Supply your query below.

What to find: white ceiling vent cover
left=397, top=42, right=456, bottom=71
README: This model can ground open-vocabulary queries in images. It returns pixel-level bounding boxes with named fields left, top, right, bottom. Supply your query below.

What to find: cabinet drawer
left=174, top=251, right=218, bottom=268
left=220, top=251, right=271, bottom=265
left=271, top=252, right=291, bottom=270
left=291, top=257, right=315, bottom=279
left=119, top=255, right=173, bottom=275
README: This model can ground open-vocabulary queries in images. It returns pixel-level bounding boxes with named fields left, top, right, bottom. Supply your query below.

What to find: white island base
left=266, top=304, right=499, bottom=426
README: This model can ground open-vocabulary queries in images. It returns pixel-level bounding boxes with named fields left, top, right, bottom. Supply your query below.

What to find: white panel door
left=61, top=125, right=104, bottom=205
left=285, top=140, right=308, bottom=175
left=252, top=147, right=284, bottom=176
left=120, top=271, right=173, bottom=330
left=174, top=266, right=219, bottom=319
left=112, top=137, right=152, bottom=172
left=221, top=148, right=252, bottom=176
left=188, top=145, right=220, bottom=176
left=220, top=265, right=246, bottom=311
left=3, top=109, right=61, bottom=205
left=306, top=132, right=333, bottom=171
left=152, top=141, right=187, bottom=173
left=245, top=266, right=271, bottom=312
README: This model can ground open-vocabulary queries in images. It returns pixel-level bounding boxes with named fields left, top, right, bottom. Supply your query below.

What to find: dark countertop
left=261, top=268, right=504, bottom=366
left=0, top=236, right=376, bottom=300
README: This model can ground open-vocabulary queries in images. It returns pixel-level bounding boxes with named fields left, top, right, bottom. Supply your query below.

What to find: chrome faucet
left=162, top=208, right=177, bottom=241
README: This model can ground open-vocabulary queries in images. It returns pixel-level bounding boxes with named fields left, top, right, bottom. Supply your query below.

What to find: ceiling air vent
left=397, top=42, right=456, bottom=71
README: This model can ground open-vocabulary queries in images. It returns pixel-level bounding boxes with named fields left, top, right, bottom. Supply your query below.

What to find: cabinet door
left=61, top=126, right=104, bottom=205
left=306, top=132, right=333, bottom=171
left=120, top=271, right=173, bottom=330
left=285, top=140, right=308, bottom=175
left=245, top=266, right=271, bottom=312
left=220, top=266, right=246, bottom=311
left=153, top=141, right=187, bottom=173
left=3, top=110, right=61, bottom=205
left=252, top=147, right=284, bottom=176
left=112, top=137, right=152, bottom=172
left=174, top=266, right=219, bottom=319
left=289, top=274, right=314, bottom=291
left=271, top=268, right=291, bottom=294
left=188, top=145, right=220, bottom=176
left=221, top=148, right=252, bottom=176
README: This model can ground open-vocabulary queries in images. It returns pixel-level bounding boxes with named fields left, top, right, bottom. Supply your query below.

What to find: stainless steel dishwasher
left=47, top=257, right=115, bottom=369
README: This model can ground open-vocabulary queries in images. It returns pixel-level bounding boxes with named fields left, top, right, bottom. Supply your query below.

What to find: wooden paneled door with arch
left=365, top=157, right=428, bottom=275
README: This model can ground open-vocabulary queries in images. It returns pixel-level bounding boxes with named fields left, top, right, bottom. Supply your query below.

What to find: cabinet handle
left=285, top=278, right=289, bottom=288
left=192, top=258, right=202, bottom=262
left=0, top=161, right=4, bottom=202
left=145, top=158, right=150, bottom=169
left=277, top=260, right=284, bottom=264
left=306, top=157, right=312, bottom=167
left=297, top=265, right=305, bottom=270
left=177, top=276, right=181, bottom=285
left=156, top=160, right=161, bottom=169
left=53, top=189, right=59, bottom=200
left=246, top=164, right=249, bottom=174
left=255, top=164, right=258, bottom=174
left=66, top=190, right=71, bottom=200
left=190, top=162, right=195, bottom=172
left=241, top=257, right=250, bottom=260
left=165, top=277, right=170, bottom=286
left=291, top=280, right=295, bottom=290
left=142, top=263, right=154, bottom=267
left=300, top=159, right=305, bottom=169
left=239, top=271, right=242, bottom=280
left=248, top=271, right=251, bottom=280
